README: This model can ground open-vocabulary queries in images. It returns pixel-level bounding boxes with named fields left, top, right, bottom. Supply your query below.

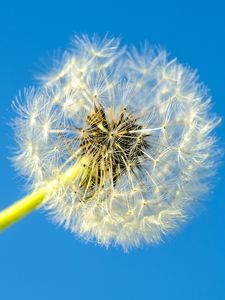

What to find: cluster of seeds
left=80, top=104, right=149, bottom=188
left=13, top=35, right=220, bottom=249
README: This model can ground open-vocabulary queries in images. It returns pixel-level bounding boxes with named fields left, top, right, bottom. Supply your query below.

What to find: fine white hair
left=12, top=34, right=221, bottom=250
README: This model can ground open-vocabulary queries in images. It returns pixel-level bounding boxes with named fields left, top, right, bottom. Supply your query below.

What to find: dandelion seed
left=0, top=34, right=221, bottom=250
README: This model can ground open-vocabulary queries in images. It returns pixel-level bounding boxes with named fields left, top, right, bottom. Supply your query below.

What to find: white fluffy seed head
left=12, top=34, right=221, bottom=250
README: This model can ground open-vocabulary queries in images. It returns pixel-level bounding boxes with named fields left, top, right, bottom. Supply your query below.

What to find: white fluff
left=13, top=35, right=220, bottom=250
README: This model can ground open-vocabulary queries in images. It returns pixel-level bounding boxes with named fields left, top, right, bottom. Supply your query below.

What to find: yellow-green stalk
left=0, top=156, right=89, bottom=231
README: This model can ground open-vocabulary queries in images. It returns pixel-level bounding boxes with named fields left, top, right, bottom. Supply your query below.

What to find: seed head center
left=79, top=103, right=149, bottom=189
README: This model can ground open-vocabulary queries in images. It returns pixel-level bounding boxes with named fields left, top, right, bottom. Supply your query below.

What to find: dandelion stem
left=0, top=187, right=48, bottom=231
left=0, top=156, right=89, bottom=232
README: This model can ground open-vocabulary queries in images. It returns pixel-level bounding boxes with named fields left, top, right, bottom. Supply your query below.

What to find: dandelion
left=0, top=34, right=221, bottom=249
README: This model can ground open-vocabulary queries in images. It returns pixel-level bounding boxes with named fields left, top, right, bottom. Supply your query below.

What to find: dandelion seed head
left=13, top=35, right=221, bottom=250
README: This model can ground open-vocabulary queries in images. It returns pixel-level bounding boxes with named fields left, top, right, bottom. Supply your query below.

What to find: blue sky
left=0, top=1, right=224, bottom=300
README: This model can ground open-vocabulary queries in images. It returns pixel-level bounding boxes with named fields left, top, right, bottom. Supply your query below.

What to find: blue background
left=0, top=1, right=224, bottom=300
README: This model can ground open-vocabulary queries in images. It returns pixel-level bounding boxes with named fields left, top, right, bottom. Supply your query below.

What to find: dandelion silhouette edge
left=12, top=35, right=220, bottom=249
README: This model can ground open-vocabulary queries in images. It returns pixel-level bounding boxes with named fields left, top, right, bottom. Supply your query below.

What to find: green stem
left=0, top=156, right=88, bottom=231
